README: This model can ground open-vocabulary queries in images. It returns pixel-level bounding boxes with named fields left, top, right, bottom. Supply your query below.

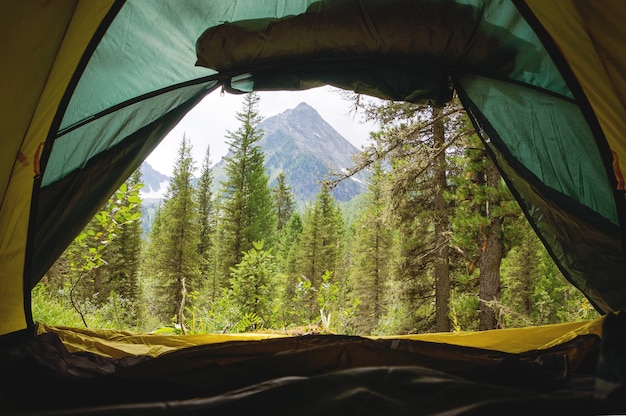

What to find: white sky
left=145, top=86, right=381, bottom=176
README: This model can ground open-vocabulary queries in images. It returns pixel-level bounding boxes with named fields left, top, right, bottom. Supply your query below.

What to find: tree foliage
left=347, top=162, right=392, bottom=334
left=273, top=171, right=296, bottom=231
left=228, top=241, right=279, bottom=330
left=143, top=135, right=201, bottom=332
left=196, top=144, right=217, bottom=300
left=36, top=170, right=142, bottom=328
left=294, top=185, right=345, bottom=321
left=97, top=170, right=144, bottom=325
left=216, top=92, right=277, bottom=282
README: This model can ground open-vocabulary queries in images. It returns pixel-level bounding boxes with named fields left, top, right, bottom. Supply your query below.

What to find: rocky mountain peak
left=255, top=102, right=367, bottom=204
left=142, top=101, right=368, bottom=214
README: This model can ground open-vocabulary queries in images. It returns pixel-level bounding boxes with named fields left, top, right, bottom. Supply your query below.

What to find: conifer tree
left=273, top=171, right=295, bottom=231
left=365, top=103, right=438, bottom=333
left=347, top=161, right=392, bottom=334
left=216, top=92, right=276, bottom=281
left=98, top=169, right=144, bottom=323
left=276, top=211, right=303, bottom=323
left=140, top=204, right=164, bottom=324
left=146, top=135, right=201, bottom=331
left=229, top=241, right=279, bottom=329
left=276, top=212, right=303, bottom=275
left=500, top=220, right=600, bottom=326
left=196, top=144, right=216, bottom=299
left=336, top=97, right=467, bottom=333
left=432, top=106, right=451, bottom=332
left=450, top=132, right=520, bottom=330
left=295, top=185, right=345, bottom=320
left=499, top=222, right=541, bottom=327
left=43, top=175, right=142, bottom=328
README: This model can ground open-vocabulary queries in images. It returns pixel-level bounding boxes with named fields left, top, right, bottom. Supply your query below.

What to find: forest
left=33, top=92, right=599, bottom=336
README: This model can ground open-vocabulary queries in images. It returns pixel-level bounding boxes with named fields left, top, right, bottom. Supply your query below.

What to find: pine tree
left=146, top=136, right=201, bottom=331
left=229, top=241, right=279, bottom=329
left=347, top=162, right=392, bottom=334
left=359, top=102, right=459, bottom=332
left=295, top=185, right=345, bottom=320
left=98, top=169, right=144, bottom=325
left=273, top=171, right=295, bottom=231
left=216, top=92, right=277, bottom=282
left=450, top=132, right=520, bottom=330
left=431, top=106, right=451, bottom=332
left=196, top=144, right=216, bottom=299
left=276, top=211, right=303, bottom=324
left=340, top=95, right=486, bottom=333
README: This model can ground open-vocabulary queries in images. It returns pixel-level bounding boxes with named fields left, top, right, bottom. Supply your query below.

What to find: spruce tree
left=295, top=185, right=345, bottom=320
left=140, top=204, right=165, bottom=326
left=43, top=175, right=142, bottom=328
left=147, top=135, right=201, bottom=331
left=216, top=92, right=276, bottom=282
left=196, top=144, right=216, bottom=299
left=98, top=169, right=144, bottom=324
left=276, top=212, right=303, bottom=276
left=276, top=211, right=303, bottom=324
left=500, top=222, right=541, bottom=327
left=229, top=241, right=279, bottom=329
left=347, top=162, right=392, bottom=334
left=273, top=171, right=295, bottom=231
left=500, top=220, right=600, bottom=326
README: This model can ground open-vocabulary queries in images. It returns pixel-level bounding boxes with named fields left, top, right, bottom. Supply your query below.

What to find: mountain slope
left=215, top=102, right=367, bottom=205
left=140, top=161, right=170, bottom=199
left=138, top=161, right=168, bottom=235
left=139, top=103, right=369, bottom=234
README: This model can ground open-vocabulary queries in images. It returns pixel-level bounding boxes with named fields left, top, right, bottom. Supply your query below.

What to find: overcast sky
left=145, top=86, right=381, bottom=176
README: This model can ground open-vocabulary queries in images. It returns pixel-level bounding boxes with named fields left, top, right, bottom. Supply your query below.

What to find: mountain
left=139, top=161, right=168, bottom=235
left=138, top=103, right=369, bottom=234
left=213, top=102, right=368, bottom=205
left=140, top=161, right=170, bottom=199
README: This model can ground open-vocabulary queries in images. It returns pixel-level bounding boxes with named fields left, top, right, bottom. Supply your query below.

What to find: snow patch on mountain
left=141, top=180, right=169, bottom=199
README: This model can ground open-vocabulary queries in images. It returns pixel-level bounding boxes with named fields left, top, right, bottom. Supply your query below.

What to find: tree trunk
left=178, top=276, right=187, bottom=335
left=433, top=106, right=451, bottom=332
left=478, top=161, right=504, bottom=330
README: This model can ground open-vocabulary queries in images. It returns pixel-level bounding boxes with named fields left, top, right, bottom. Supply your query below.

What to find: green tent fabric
left=192, top=0, right=626, bottom=312
left=2, top=0, right=626, bottom=413
left=2, top=0, right=625, bottom=335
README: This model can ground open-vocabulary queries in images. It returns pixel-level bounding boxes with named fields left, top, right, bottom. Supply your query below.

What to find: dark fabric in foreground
left=3, top=317, right=626, bottom=415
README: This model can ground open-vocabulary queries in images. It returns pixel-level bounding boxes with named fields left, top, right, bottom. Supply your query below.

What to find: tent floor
left=2, top=315, right=626, bottom=415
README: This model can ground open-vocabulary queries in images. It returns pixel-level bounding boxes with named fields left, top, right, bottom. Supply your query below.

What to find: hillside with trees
left=34, top=92, right=598, bottom=335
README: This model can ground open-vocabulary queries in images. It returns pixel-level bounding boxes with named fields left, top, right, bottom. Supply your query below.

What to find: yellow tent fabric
left=0, top=0, right=116, bottom=335
left=39, top=316, right=604, bottom=359
left=37, top=324, right=286, bottom=359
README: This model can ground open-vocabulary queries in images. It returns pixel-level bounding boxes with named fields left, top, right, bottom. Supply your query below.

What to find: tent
left=1, top=0, right=626, bottom=414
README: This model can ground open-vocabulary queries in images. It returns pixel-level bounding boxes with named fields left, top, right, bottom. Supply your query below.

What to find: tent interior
left=2, top=0, right=626, bottom=414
